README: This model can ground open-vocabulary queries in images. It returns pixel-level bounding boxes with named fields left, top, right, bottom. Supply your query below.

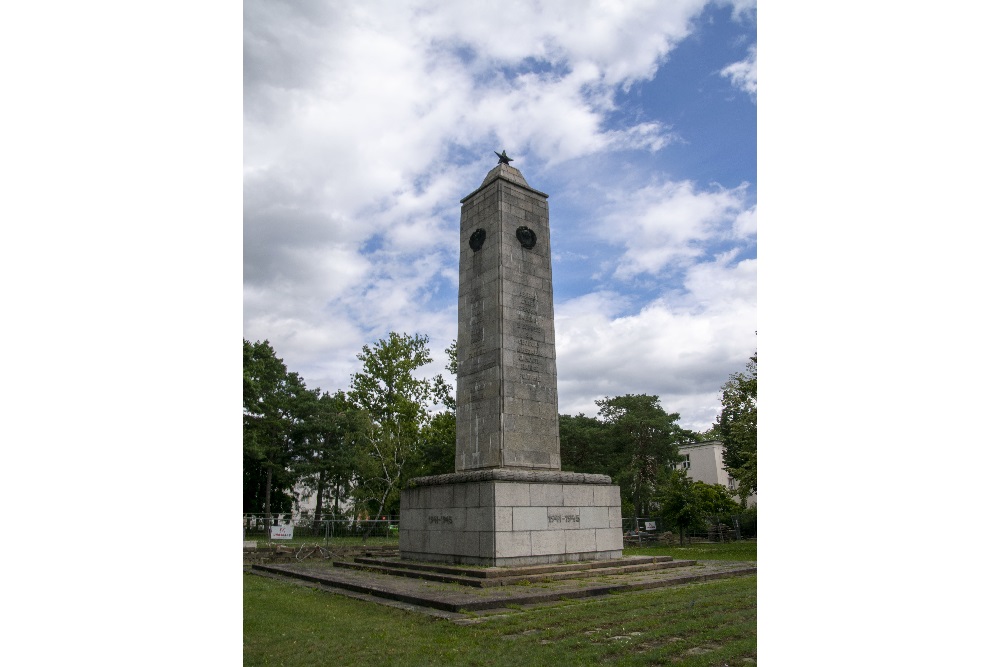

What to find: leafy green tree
left=658, top=471, right=742, bottom=544
left=349, top=332, right=442, bottom=528
left=411, top=411, right=456, bottom=478
left=407, top=340, right=458, bottom=479
left=244, top=450, right=275, bottom=516
left=716, top=353, right=757, bottom=505
left=243, top=340, right=313, bottom=517
left=293, top=390, right=366, bottom=526
left=657, top=469, right=702, bottom=545
left=443, top=339, right=457, bottom=377
left=559, top=413, right=609, bottom=474
left=693, top=481, right=742, bottom=517
left=596, top=394, right=694, bottom=525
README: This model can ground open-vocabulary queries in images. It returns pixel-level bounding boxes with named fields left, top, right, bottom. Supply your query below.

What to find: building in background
left=676, top=440, right=756, bottom=506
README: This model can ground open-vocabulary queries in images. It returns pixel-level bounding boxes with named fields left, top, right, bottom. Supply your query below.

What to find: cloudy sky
left=244, top=0, right=757, bottom=431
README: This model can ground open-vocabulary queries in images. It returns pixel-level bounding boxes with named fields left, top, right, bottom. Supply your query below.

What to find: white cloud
left=243, top=0, right=711, bottom=227
left=733, top=204, right=757, bottom=237
left=411, top=0, right=706, bottom=86
left=555, top=256, right=757, bottom=431
left=726, top=0, right=757, bottom=21
left=721, top=44, right=757, bottom=97
left=243, top=1, right=755, bottom=430
left=596, top=179, right=752, bottom=279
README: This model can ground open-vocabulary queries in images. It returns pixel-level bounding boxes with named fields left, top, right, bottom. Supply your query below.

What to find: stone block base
left=399, top=469, right=623, bottom=566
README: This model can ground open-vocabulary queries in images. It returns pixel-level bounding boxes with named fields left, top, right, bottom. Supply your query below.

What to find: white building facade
left=676, top=440, right=756, bottom=506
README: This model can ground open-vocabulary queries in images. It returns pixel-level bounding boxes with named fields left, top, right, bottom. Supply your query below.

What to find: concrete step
left=252, top=560, right=757, bottom=614
left=333, top=555, right=698, bottom=588
left=355, top=554, right=674, bottom=578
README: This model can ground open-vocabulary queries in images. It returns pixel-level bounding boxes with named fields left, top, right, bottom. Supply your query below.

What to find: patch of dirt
left=683, top=642, right=722, bottom=656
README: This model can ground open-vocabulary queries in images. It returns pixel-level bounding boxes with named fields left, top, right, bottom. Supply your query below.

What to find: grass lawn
left=624, top=540, right=756, bottom=562
left=244, top=541, right=756, bottom=666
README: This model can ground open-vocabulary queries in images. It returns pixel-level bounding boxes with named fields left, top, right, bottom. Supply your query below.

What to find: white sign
left=644, top=521, right=657, bottom=531
left=270, top=525, right=294, bottom=540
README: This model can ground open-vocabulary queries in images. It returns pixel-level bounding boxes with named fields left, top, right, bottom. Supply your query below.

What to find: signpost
left=269, top=524, right=294, bottom=540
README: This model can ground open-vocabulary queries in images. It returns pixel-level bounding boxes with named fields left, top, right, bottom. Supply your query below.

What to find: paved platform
left=250, top=553, right=756, bottom=620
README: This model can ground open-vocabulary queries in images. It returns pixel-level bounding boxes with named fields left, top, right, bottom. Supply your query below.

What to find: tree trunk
left=363, top=486, right=391, bottom=540
left=333, top=477, right=341, bottom=537
left=264, top=465, right=273, bottom=528
left=334, top=476, right=341, bottom=517
left=313, top=468, right=326, bottom=531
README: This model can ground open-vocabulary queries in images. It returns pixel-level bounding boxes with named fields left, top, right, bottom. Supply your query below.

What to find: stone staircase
left=332, top=553, right=698, bottom=588
left=251, top=551, right=756, bottom=615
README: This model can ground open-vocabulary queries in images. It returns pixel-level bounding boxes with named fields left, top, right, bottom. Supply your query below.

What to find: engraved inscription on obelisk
left=455, top=162, right=560, bottom=471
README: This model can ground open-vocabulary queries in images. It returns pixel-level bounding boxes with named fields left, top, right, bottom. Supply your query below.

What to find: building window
left=678, top=454, right=690, bottom=470
left=728, top=477, right=737, bottom=490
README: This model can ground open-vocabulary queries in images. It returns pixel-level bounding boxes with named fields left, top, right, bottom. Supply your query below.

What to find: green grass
left=244, top=571, right=756, bottom=666
left=624, top=540, right=756, bottom=562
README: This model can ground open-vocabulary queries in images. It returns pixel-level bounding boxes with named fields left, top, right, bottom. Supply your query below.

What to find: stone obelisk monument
left=399, top=152, right=623, bottom=566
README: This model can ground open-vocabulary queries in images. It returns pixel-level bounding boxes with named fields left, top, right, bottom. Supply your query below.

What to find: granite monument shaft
left=399, top=155, right=623, bottom=566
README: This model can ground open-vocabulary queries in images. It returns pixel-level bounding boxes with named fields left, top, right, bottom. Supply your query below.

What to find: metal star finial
left=494, top=150, right=513, bottom=165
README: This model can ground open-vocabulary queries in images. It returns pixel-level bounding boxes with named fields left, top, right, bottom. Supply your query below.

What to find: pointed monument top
left=460, top=152, right=549, bottom=202
left=481, top=163, right=530, bottom=188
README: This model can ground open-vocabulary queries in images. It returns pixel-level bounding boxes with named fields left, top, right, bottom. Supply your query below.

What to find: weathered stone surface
left=512, top=506, right=548, bottom=532
left=409, top=468, right=611, bottom=486
left=256, top=559, right=758, bottom=616
left=563, top=484, right=595, bottom=506
left=580, top=506, right=610, bottom=530
left=565, top=528, right=597, bottom=553
left=400, top=479, right=623, bottom=566
left=595, top=485, right=623, bottom=507
left=494, top=482, right=531, bottom=507
left=494, top=506, right=513, bottom=532
left=396, top=162, right=625, bottom=566
left=530, top=529, right=566, bottom=556
left=530, top=483, right=563, bottom=507
left=456, top=164, right=559, bottom=471
left=495, top=531, right=531, bottom=559
left=595, top=527, right=623, bottom=552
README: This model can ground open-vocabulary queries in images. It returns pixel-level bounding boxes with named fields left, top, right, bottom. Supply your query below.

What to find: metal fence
left=243, top=514, right=399, bottom=544
left=623, top=514, right=756, bottom=544
left=243, top=512, right=756, bottom=545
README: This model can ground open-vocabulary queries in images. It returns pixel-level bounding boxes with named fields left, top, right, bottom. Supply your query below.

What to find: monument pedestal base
left=399, top=469, right=623, bottom=566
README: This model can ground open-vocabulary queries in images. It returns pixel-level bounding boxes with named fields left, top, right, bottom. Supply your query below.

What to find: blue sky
left=244, top=0, right=757, bottom=430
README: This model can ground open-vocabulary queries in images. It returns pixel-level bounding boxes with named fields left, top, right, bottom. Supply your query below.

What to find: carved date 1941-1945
left=427, top=515, right=454, bottom=525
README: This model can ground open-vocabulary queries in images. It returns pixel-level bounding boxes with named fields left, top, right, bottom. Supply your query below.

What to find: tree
left=657, top=469, right=703, bottom=545
left=243, top=340, right=313, bottom=517
left=409, top=339, right=458, bottom=478
left=559, top=413, right=609, bottom=474
left=596, top=394, right=694, bottom=525
left=293, top=390, right=366, bottom=526
left=693, top=481, right=742, bottom=517
left=716, top=353, right=757, bottom=505
left=658, top=471, right=742, bottom=544
left=410, top=411, right=456, bottom=478
left=349, top=332, right=442, bottom=530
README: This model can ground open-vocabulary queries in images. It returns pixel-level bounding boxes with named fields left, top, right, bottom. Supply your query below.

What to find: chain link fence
left=244, top=511, right=756, bottom=546
left=243, top=514, right=399, bottom=544
left=623, top=514, right=756, bottom=545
